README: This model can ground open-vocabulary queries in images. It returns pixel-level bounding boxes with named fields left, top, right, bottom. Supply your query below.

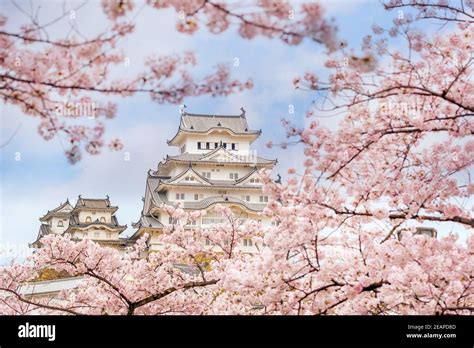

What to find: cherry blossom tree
left=288, top=0, right=473, bottom=238
left=1, top=204, right=472, bottom=315
left=1, top=0, right=336, bottom=163
left=0, top=206, right=262, bottom=315
left=256, top=0, right=474, bottom=313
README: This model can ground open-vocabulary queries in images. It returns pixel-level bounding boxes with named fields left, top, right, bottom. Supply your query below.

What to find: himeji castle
left=32, top=108, right=277, bottom=253
left=130, top=108, right=277, bottom=251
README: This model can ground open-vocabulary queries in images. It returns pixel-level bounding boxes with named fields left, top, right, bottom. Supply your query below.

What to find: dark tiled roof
left=38, top=224, right=53, bottom=236
left=30, top=224, right=54, bottom=246
left=145, top=176, right=170, bottom=209
left=168, top=110, right=261, bottom=145
left=180, top=111, right=256, bottom=133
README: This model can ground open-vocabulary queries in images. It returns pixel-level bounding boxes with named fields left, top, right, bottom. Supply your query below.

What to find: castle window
left=243, top=238, right=253, bottom=247
left=100, top=217, right=106, bottom=223
left=206, top=142, right=210, bottom=149
left=194, top=194, right=199, bottom=201
left=231, top=143, right=238, bottom=151
left=175, top=193, right=185, bottom=200
left=205, top=238, right=211, bottom=246
left=86, top=216, right=92, bottom=223
left=245, top=196, right=250, bottom=202
left=223, top=143, right=227, bottom=149
left=259, top=196, right=269, bottom=203
left=202, top=172, right=211, bottom=179
left=57, top=220, right=64, bottom=227
left=197, top=142, right=202, bottom=149
left=180, top=144, right=186, bottom=153
left=214, top=142, right=219, bottom=148
left=168, top=217, right=178, bottom=224
left=230, top=172, right=239, bottom=180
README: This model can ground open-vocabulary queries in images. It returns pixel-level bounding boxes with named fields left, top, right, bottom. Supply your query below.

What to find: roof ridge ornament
left=240, top=107, right=246, bottom=117
left=276, top=174, right=282, bottom=184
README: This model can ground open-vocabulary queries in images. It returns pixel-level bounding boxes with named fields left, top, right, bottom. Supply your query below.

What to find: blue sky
left=3, top=0, right=464, bottom=261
